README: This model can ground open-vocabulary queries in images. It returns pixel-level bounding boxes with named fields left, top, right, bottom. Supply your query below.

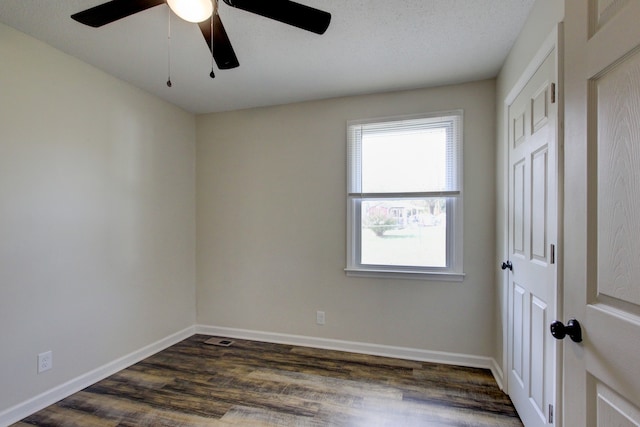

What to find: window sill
left=344, top=268, right=465, bottom=282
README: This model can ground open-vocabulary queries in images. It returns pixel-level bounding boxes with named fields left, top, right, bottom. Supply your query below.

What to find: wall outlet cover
left=38, top=351, right=52, bottom=373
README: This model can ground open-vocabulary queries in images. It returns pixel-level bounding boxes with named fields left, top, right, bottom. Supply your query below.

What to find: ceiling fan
left=71, top=0, right=331, bottom=72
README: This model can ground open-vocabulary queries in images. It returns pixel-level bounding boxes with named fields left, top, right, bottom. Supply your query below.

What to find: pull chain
left=210, top=0, right=216, bottom=79
left=166, top=7, right=172, bottom=87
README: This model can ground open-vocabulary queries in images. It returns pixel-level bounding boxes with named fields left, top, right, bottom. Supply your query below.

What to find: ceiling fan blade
left=71, top=0, right=166, bottom=27
left=198, top=14, right=240, bottom=70
left=222, top=0, right=331, bottom=34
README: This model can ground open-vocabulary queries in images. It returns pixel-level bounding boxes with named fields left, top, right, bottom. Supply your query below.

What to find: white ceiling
left=0, top=0, right=534, bottom=114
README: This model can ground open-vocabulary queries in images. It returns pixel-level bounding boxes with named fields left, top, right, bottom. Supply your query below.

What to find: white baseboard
left=1, top=324, right=506, bottom=426
left=0, top=326, right=195, bottom=427
left=196, top=325, right=503, bottom=387
left=491, top=358, right=505, bottom=390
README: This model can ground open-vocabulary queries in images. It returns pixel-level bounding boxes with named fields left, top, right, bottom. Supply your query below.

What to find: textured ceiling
left=0, top=0, right=535, bottom=114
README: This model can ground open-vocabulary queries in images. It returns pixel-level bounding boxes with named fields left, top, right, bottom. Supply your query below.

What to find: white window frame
left=345, top=110, right=465, bottom=281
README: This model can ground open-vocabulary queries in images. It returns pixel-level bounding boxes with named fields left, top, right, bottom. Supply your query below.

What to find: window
left=346, top=111, right=464, bottom=280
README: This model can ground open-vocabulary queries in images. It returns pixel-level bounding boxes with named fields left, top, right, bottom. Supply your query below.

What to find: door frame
left=500, top=24, right=564, bottom=423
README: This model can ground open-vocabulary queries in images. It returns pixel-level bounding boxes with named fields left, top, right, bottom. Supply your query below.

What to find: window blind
left=347, top=111, right=463, bottom=197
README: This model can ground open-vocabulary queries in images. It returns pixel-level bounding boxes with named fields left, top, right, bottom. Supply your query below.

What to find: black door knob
left=550, top=319, right=582, bottom=343
left=501, top=261, right=513, bottom=271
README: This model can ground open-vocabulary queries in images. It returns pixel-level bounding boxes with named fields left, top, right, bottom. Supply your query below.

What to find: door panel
left=531, top=147, right=548, bottom=261
left=594, top=381, right=640, bottom=427
left=595, top=49, right=640, bottom=308
left=514, top=160, right=526, bottom=255
left=564, top=0, right=640, bottom=425
left=530, top=296, right=547, bottom=414
left=586, top=306, right=640, bottom=404
left=532, top=86, right=549, bottom=132
left=507, top=47, right=558, bottom=427
left=512, top=283, right=526, bottom=385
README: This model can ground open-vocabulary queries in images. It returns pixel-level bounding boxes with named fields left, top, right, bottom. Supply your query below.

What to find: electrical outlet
left=38, top=351, right=52, bottom=373
left=316, top=310, right=325, bottom=325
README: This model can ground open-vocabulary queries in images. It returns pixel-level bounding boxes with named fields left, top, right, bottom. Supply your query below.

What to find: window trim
left=345, top=110, right=465, bottom=281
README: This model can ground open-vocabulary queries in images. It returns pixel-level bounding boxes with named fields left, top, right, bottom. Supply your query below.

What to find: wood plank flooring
left=15, top=335, right=523, bottom=426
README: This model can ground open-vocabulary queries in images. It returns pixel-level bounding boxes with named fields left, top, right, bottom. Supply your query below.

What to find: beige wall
left=0, top=24, right=196, bottom=412
left=196, top=79, right=496, bottom=357
left=495, top=0, right=565, bottom=375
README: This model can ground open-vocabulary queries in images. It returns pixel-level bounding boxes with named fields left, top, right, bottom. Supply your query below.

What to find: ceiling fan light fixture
left=167, top=0, right=213, bottom=23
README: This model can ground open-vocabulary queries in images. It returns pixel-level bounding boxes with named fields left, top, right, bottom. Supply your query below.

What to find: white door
left=507, top=46, right=559, bottom=427
left=563, top=0, right=640, bottom=425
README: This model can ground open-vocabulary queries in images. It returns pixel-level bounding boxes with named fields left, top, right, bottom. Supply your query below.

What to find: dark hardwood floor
left=15, top=335, right=522, bottom=426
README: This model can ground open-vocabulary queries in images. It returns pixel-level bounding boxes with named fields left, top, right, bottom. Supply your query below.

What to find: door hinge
left=550, top=244, right=555, bottom=264
left=551, top=83, right=556, bottom=104
left=549, top=404, right=554, bottom=423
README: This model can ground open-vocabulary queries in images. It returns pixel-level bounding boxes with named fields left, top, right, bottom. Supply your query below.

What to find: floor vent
left=204, top=338, right=234, bottom=347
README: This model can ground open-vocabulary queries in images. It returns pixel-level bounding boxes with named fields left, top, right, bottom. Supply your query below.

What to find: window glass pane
left=360, top=198, right=447, bottom=267
left=361, top=128, right=447, bottom=193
